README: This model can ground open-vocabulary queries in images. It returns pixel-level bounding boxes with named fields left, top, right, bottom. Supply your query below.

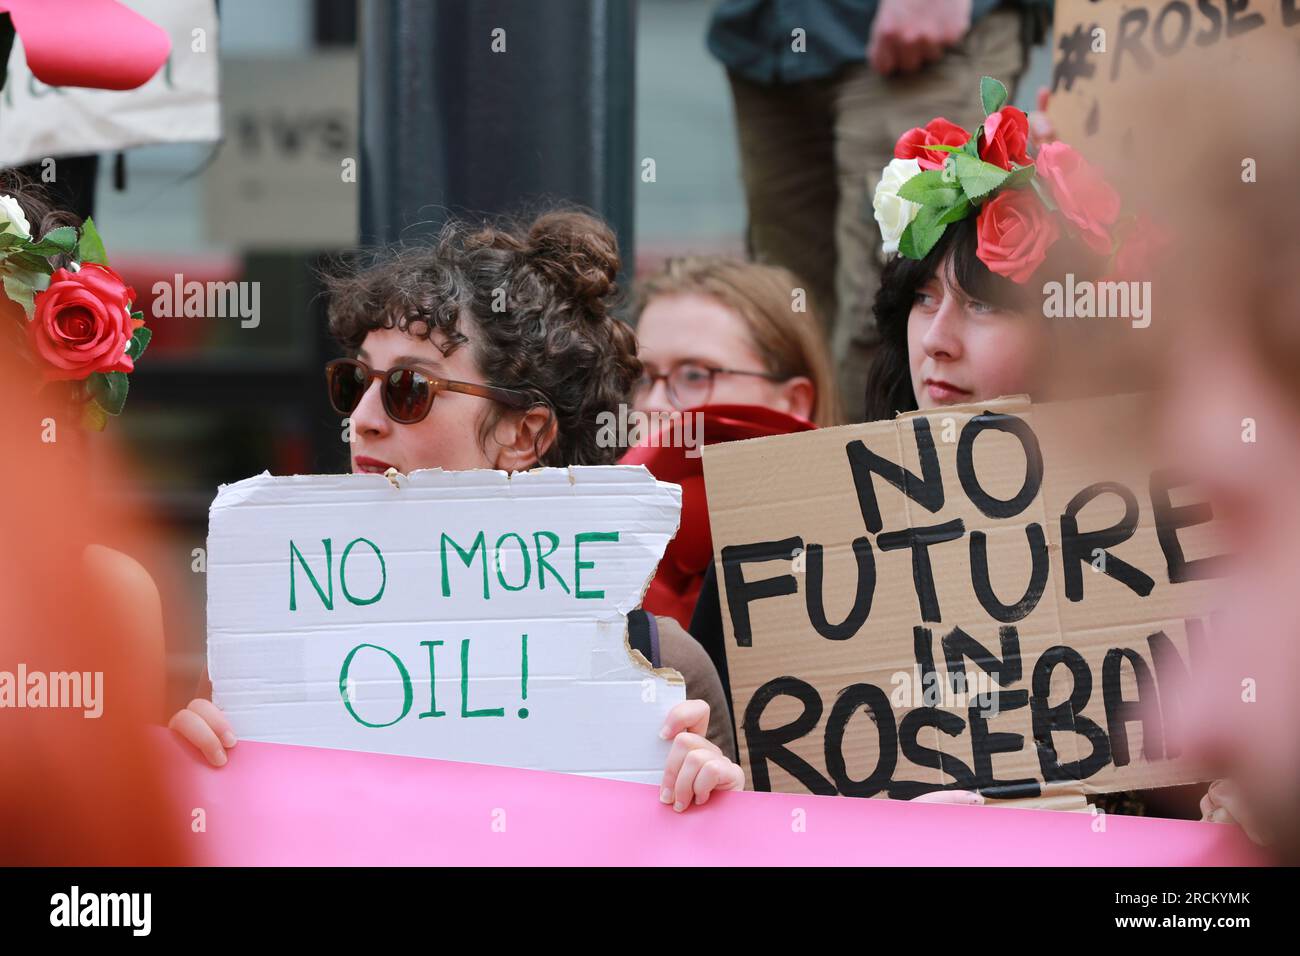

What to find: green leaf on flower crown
left=30, top=226, right=79, bottom=254
left=81, top=400, right=110, bottom=432
left=981, top=76, right=1009, bottom=116
left=962, top=127, right=984, bottom=158
left=126, top=326, right=152, bottom=362
left=1030, top=176, right=1058, bottom=211
left=76, top=217, right=110, bottom=266
left=1001, top=163, right=1036, bottom=190
left=898, top=204, right=950, bottom=260
left=935, top=197, right=973, bottom=226
left=897, top=221, right=922, bottom=260
left=918, top=143, right=965, bottom=155
left=6, top=250, right=54, bottom=274
left=0, top=232, right=26, bottom=250
left=1, top=273, right=36, bottom=318
left=87, top=370, right=129, bottom=416
left=953, top=153, right=1011, bottom=202
left=15, top=239, right=56, bottom=257
left=896, top=169, right=961, bottom=208
left=14, top=243, right=59, bottom=261
left=44, top=226, right=79, bottom=250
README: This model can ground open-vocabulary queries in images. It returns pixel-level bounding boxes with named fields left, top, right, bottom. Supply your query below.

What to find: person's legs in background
left=727, top=73, right=838, bottom=340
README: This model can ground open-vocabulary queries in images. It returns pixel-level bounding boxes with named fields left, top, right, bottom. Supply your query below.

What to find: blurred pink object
left=0, top=0, right=170, bottom=90
left=157, top=731, right=1266, bottom=866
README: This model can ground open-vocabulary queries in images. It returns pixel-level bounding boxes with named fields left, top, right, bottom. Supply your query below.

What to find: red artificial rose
left=975, top=189, right=1060, bottom=284
left=977, top=107, right=1031, bottom=170
left=895, top=117, right=970, bottom=171
left=1035, top=142, right=1121, bottom=256
left=28, top=263, right=141, bottom=382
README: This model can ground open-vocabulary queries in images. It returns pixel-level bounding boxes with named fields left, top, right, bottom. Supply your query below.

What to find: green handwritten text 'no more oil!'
left=287, top=528, right=618, bottom=727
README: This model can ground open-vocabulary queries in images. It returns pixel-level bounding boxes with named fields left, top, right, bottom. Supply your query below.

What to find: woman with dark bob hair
left=863, top=211, right=1104, bottom=424
left=170, top=209, right=736, bottom=786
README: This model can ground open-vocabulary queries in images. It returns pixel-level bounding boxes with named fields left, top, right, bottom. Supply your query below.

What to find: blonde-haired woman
left=625, top=256, right=842, bottom=701
left=632, top=256, right=843, bottom=427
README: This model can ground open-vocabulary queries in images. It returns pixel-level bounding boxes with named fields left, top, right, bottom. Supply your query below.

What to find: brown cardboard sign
left=1048, top=0, right=1299, bottom=155
left=703, top=395, right=1225, bottom=800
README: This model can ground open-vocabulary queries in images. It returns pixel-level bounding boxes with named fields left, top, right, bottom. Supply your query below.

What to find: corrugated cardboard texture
left=207, top=465, right=685, bottom=784
left=1049, top=0, right=1290, bottom=158
left=704, top=395, right=1222, bottom=800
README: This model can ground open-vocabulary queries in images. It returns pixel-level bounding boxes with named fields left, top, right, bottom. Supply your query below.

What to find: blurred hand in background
left=868, top=0, right=972, bottom=76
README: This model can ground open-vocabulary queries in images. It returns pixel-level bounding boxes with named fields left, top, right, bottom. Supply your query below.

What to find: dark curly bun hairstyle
left=324, top=208, right=640, bottom=467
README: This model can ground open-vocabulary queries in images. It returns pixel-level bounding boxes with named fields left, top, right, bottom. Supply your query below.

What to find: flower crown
left=1, top=196, right=148, bottom=430
left=872, top=77, right=1153, bottom=285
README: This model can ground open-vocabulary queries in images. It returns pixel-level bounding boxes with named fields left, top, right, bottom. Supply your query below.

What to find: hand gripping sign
left=205, top=466, right=684, bottom=783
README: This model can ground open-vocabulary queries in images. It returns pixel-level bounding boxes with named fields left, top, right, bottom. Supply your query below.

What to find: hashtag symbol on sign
left=1052, top=22, right=1097, bottom=93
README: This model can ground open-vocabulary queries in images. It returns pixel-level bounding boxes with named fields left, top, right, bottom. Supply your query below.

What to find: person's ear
left=490, top=405, right=557, bottom=472
left=777, top=376, right=816, bottom=421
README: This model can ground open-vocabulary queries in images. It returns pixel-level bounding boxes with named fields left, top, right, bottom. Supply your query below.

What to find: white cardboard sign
left=206, top=466, right=685, bottom=783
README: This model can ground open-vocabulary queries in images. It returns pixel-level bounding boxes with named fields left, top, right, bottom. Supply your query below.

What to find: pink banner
left=156, top=732, right=1264, bottom=866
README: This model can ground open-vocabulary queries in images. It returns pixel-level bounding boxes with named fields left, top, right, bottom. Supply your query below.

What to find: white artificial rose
left=0, top=194, right=32, bottom=239
left=872, top=158, right=924, bottom=255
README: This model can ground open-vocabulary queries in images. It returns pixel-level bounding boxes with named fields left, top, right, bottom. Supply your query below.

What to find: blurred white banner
left=0, top=0, right=219, bottom=167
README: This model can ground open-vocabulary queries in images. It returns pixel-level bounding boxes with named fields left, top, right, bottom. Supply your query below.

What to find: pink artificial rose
left=895, top=117, right=971, bottom=171
left=28, top=263, right=141, bottom=382
left=975, top=189, right=1060, bottom=284
left=1035, top=142, right=1121, bottom=256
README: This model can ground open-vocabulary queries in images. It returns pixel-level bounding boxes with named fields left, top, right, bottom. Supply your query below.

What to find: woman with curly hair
left=169, top=209, right=735, bottom=778
left=322, top=209, right=644, bottom=474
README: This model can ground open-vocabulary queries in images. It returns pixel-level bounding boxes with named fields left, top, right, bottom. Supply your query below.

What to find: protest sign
left=703, top=395, right=1226, bottom=801
left=206, top=466, right=685, bottom=784
left=1048, top=0, right=1299, bottom=154
left=156, top=731, right=1263, bottom=866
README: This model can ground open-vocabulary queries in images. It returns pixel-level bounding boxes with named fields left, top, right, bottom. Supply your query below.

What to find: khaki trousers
left=728, top=8, right=1029, bottom=421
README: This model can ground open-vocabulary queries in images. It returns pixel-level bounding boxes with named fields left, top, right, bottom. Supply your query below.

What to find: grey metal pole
left=359, top=0, right=636, bottom=277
